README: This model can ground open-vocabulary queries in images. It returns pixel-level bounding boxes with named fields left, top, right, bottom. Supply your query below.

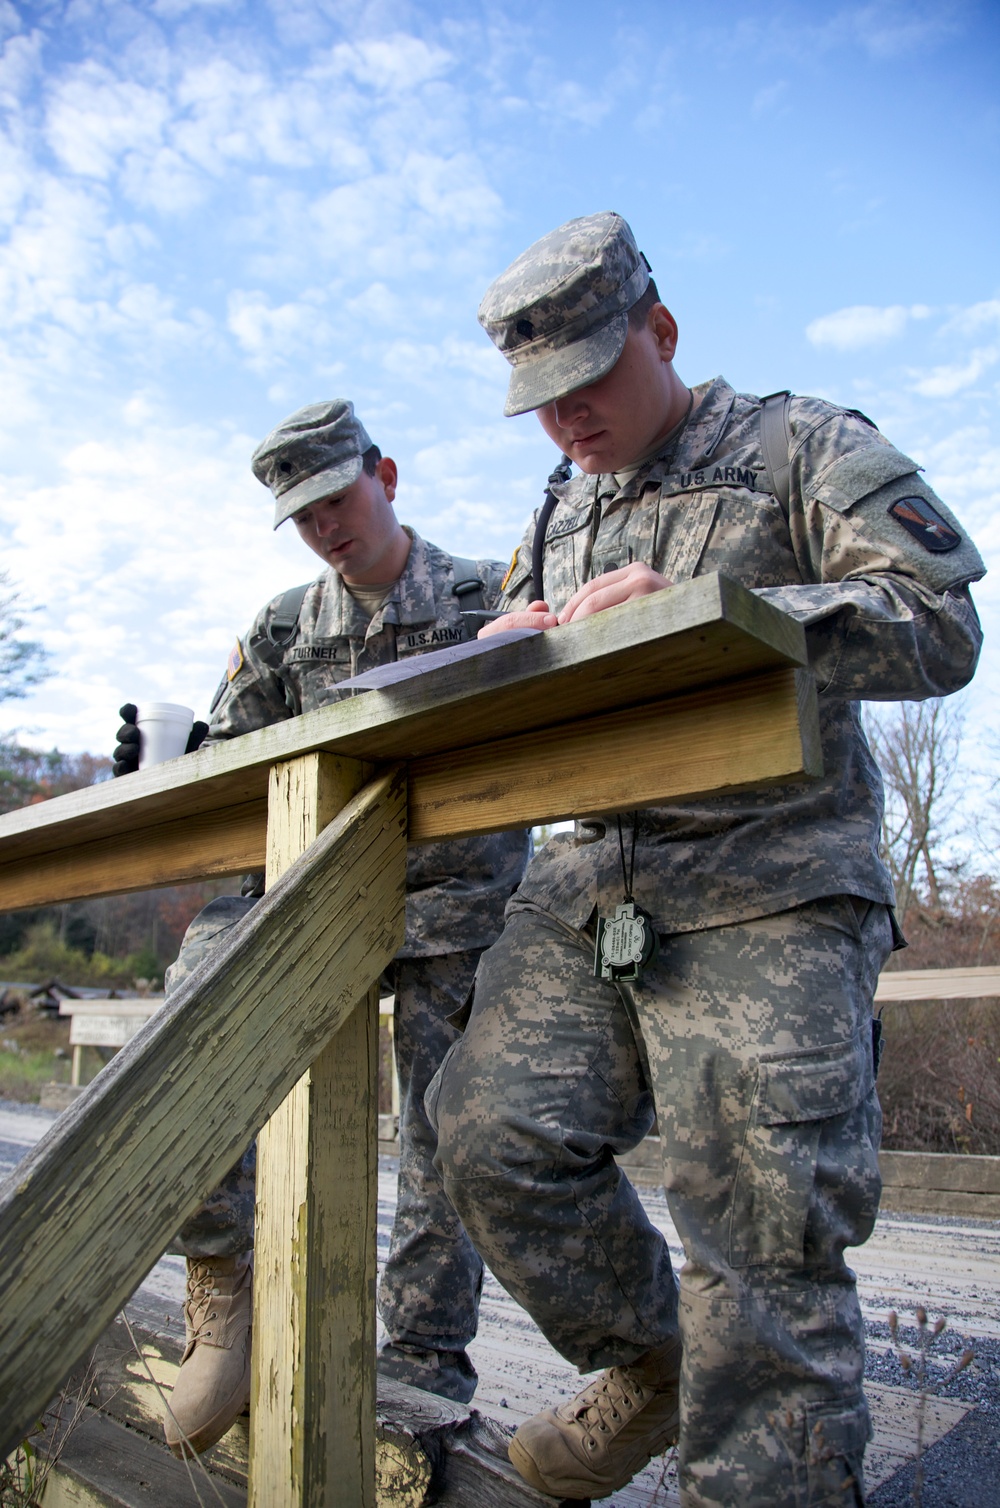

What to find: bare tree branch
left=864, top=698, right=965, bottom=927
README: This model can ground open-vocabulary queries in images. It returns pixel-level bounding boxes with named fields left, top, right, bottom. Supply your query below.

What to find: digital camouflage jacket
left=206, top=530, right=530, bottom=956
left=500, top=376, right=985, bottom=935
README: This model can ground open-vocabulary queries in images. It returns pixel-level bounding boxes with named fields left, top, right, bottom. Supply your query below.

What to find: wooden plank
left=408, top=665, right=820, bottom=841
left=875, top=966, right=1000, bottom=1003
left=0, top=768, right=407, bottom=1461
left=0, top=577, right=808, bottom=907
left=618, top=1139, right=1000, bottom=1211
left=0, top=797, right=266, bottom=907
left=877, top=1149, right=1000, bottom=1194
left=878, top=1186, right=1000, bottom=1218
left=32, top=1403, right=246, bottom=1507
left=250, top=753, right=382, bottom=1508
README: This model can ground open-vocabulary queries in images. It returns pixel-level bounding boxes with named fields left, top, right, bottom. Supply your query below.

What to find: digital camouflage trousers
left=165, top=895, right=484, bottom=1355
left=428, top=895, right=893, bottom=1508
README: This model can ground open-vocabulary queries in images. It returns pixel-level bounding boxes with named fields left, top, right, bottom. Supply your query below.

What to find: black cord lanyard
left=617, top=813, right=638, bottom=902
left=594, top=813, right=659, bottom=984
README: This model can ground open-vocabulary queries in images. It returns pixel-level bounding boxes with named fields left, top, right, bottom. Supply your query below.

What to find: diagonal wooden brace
left=0, top=765, right=407, bottom=1460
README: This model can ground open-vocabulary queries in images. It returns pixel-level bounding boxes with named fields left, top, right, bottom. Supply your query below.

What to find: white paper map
left=338, top=627, right=541, bottom=692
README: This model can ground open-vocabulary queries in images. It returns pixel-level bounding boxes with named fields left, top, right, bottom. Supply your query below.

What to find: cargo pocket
left=773, top=1398, right=869, bottom=1506
left=729, top=1030, right=872, bottom=1268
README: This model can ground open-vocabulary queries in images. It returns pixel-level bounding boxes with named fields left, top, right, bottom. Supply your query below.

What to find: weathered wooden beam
left=0, top=576, right=809, bottom=908
left=0, top=768, right=407, bottom=1460
left=376, top=1378, right=560, bottom=1508
left=408, top=665, right=820, bottom=841
left=874, top=966, right=1000, bottom=1003
left=877, top=1149, right=1000, bottom=1195
left=250, top=754, right=383, bottom=1508
left=0, top=797, right=268, bottom=908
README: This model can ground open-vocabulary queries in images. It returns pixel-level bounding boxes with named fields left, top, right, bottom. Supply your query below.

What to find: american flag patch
left=227, top=639, right=244, bottom=681
left=500, top=546, right=520, bottom=592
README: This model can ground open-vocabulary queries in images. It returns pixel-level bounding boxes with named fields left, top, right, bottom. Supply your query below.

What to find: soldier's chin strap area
left=531, top=454, right=573, bottom=604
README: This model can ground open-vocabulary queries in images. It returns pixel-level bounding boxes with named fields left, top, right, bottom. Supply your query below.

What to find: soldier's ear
left=376, top=456, right=398, bottom=502
left=648, top=303, right=679, bottom=364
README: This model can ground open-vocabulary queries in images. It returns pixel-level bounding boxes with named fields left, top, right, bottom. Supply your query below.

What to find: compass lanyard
left=593, top=813, right=659, bottom=985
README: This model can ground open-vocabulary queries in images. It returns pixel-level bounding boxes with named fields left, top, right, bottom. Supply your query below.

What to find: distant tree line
left=865, top=697, right=1000, bottom=1156
left=0, top=572, right=234, bottom=986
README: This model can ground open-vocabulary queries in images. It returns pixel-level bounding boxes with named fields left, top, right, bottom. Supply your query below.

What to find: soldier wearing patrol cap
left=427, top=214, right=985, bottom=1506
left=115, top=400, right=529, bottom=1457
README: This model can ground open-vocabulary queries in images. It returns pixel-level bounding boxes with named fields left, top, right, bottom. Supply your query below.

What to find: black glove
left=113, top=703, right=140, bottom=777
left=113, top=705, right=209, bottom=776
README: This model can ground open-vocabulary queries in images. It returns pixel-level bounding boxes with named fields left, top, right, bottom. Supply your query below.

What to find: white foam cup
left=136, top=702, right=195, bottom=768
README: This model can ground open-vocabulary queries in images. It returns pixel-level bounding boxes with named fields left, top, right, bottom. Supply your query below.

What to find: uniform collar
left=389, top=528, right=438, bottom=626
left=323, top=528, right=436, bottom=634
left=597, top=377, right=738, bottom=502
left=544, top=376, right=740, bottom=510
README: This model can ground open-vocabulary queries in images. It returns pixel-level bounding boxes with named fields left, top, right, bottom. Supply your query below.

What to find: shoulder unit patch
left=889, top=497, right=961, bottom=553
left=227, top=639, right=245, bottom=681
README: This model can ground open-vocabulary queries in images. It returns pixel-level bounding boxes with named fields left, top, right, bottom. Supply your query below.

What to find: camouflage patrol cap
left=251, top=400, right=374, bottom=529
left=478, top=212, right=650, bottom=417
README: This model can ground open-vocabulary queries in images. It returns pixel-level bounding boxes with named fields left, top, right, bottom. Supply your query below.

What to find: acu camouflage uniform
left=167, top=529, right=529, bottom=1386
left=429, top=377, right=984, bottom=1501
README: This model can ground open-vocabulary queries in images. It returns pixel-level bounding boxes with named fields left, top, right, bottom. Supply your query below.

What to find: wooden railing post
left=249, top=751, right=388, bottom=1507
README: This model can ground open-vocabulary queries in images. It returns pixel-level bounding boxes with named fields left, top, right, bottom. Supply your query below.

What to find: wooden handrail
left=0, top=575, right=813, bottom=907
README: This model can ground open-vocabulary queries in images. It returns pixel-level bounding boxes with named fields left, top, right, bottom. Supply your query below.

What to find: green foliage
left=0, top=1043, right=70, bottom=1105
left=0, top=922, right=163, bottom=989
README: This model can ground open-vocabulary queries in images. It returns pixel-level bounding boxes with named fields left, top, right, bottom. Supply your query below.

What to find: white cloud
left=321, top=35, right=454, bottom=93
left=226, top=290, right=334, bottom=369
left=805, top=303, right=932, bottom=350
left=45, top=68, right=172, bottom=180
left=0, top=28, right=41, bottom=108
left=908, top=346, right=999, bottom=399
left=0, top=415, right=309, bottom=751
left=381, top=335, right=500, bottom=386
left=940, top=300, right=1000, bottom=337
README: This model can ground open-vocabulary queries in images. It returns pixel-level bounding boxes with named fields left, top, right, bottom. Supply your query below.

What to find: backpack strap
left=451, top=557, right=486, bottom=616
left=266, top=582, right=311, bottom=648
left=531, top=453, right=573, bottom=602
left=759, top=391, right=792, bottom=516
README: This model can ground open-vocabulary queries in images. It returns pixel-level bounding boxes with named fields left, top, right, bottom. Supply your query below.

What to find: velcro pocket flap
left=755, top=1031, right=871, bottom=1126
left=811, top=446, right=919, bottom=513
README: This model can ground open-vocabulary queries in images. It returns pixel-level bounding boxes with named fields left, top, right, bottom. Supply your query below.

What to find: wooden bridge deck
left=2, top=1102, right=995, bottom=1506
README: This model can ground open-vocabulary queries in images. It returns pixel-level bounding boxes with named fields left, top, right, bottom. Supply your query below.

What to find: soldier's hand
left=114, top=707, right=210, bottom=775
left=186, top=721, right=209, bottom=753
left=113, top=703, right=140, bottom=777
left=558, top=564, right=672, bottom=624
left=477, top=601, right=559, bottom=638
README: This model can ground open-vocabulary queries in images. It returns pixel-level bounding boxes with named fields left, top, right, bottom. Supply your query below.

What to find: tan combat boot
left=164, top=1253, right=253, bottom=1458
left=508, top=1335, right=682, bottom=1498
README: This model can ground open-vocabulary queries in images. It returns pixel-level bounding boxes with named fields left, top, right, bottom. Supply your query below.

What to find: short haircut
left=362, top=444, right=382, bottom=476
left=627, top=278, right=662, bottom=330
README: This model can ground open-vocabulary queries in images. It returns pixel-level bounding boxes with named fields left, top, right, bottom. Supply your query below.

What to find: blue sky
left=1, top=0, right=998, bottom=781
